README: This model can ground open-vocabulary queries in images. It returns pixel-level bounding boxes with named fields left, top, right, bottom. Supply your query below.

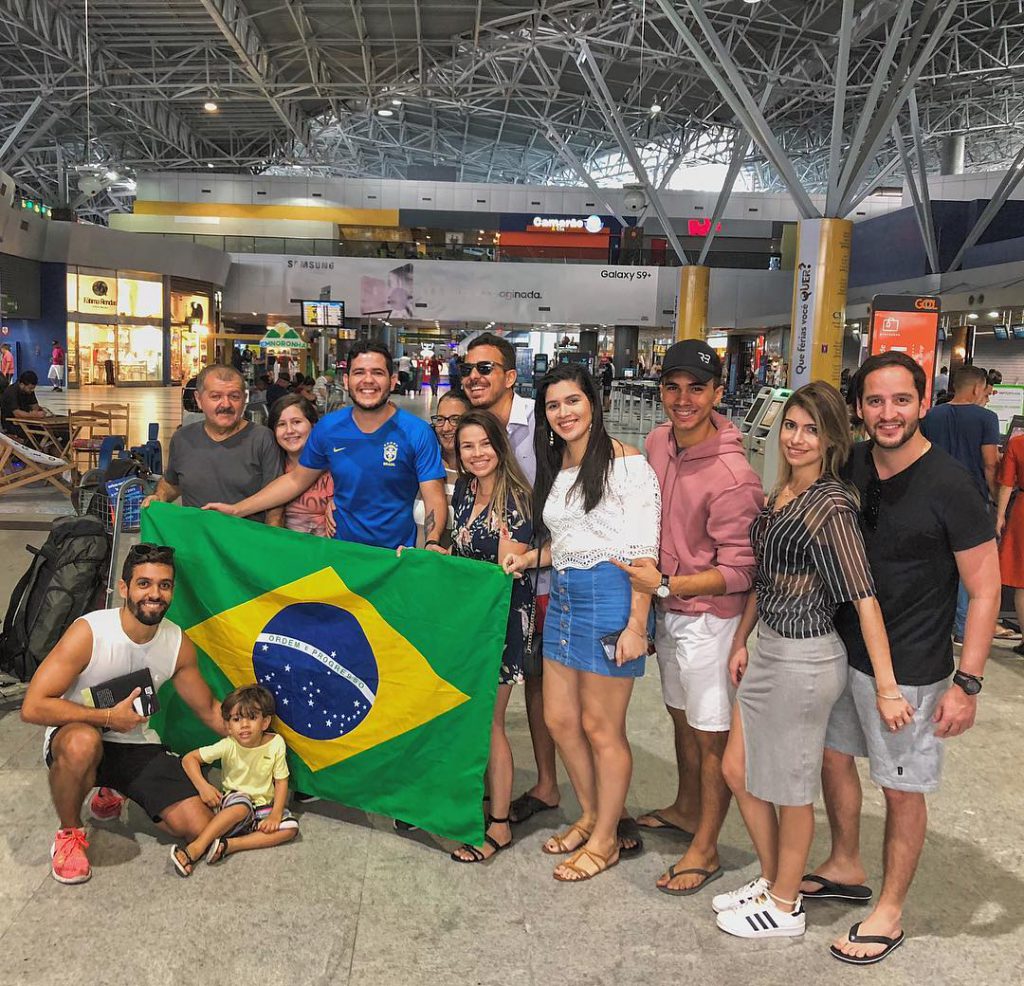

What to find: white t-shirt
left=44, top=609, right=182, bottom=753
left=543, top=454, right=661, bottom=571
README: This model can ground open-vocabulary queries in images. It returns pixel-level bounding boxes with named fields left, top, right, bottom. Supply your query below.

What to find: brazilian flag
left=141, top=503, right=511, bottom=844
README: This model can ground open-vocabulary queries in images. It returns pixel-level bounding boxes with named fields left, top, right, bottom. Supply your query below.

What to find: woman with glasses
left=503, top=364, right=660, bottom=882
left=715, top=382, right=910, bottom=940
left=448, top=410, right=534, bottom=864
left=269, top=394, right=334, bottom=537
left=430, top=391, right=470, bottom=483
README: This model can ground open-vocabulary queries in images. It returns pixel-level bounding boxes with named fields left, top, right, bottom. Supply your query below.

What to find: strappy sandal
left=450, top=816, right=513, bottom=864
left=170, top=843, right=195, bottom=878
left=206, top=837, right=230, bottom=866
left=553, top=845, right=619, bottom=882
left=542, top=822, right=593, bottom=855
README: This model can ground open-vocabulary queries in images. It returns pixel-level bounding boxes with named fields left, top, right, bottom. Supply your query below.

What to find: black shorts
left=45, top=726, right=199, bottom=823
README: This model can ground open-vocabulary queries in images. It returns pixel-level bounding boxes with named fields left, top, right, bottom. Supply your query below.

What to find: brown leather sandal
left=541, top=822, right=593, bottom=855
left=553, top=845, right=620, bottom=882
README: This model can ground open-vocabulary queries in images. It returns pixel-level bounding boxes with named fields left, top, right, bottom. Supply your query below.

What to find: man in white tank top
left=21, top=544, right=226, bottom=885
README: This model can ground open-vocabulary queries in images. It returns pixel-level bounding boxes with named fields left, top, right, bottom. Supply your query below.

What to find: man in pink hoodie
left=615, top=339, right=762, bottom=895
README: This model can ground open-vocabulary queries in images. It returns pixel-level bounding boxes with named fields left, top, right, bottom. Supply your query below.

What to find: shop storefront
left=169, top=279, right=214, bottom=384
left=65, top=267, right=216, bottom=387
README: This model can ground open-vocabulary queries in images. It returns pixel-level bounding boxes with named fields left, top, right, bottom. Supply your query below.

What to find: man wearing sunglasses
left=802, top=351, right=1000, bottom=966
left=21, top=544, right=226, bottom=885
left=461, top=332, right=559, bottom=822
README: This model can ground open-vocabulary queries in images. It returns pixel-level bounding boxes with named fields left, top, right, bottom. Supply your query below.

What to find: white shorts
left=654, top=610, right=739, bottom=732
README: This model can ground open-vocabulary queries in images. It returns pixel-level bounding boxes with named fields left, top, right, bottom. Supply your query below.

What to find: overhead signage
left=687, top=219, right=723, bottom=237
left=301, top=300, right=345, bottom=328
left=77, top=274, right=118, bottom=314
left=868, top=294, right=941, bottom=406
left=260, top=323, right=307, bottom=349
left=528, top=215, right=604, bottom=234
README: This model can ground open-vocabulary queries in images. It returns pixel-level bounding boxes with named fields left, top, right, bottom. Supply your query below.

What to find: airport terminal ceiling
left=1, top=0, right=1023, bottom=222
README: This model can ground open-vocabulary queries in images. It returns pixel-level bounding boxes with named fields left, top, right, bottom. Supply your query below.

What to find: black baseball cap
left=660, top=339, right=722, bottom=384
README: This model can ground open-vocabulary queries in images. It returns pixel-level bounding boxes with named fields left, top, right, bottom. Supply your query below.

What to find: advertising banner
left=225, top=255, right=663, bottom=326
left=869, top=294, right=941, bottom=406
left=77, top=273, right=118, bottom=315
left=989, top=385, right=1024, bottom=435
left=789, top=218, right=852, bottom=390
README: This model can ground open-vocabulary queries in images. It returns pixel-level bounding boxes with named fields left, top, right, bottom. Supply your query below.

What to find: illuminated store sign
left=528, top=215, right=605, bottom=234
left=77, top=275, right=118, bottom=314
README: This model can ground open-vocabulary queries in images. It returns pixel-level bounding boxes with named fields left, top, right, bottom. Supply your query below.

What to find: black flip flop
left=656, top=864, right=723, bottom=897
left=830, top=921, right=905, bottom=965
left=802, top=873, right=873, bottom=902
left=636, top=809, right=694, bottom=839
left=508, top=793, right=558, bottom=824
left=170, top=844, right=195, bottom=878
left=616, top=816, right=644, bottom=859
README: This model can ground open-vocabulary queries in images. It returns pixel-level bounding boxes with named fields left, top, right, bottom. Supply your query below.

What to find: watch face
left=957, top=675, right=981, bottom=695
left=656, top=585, right=670, bottom=598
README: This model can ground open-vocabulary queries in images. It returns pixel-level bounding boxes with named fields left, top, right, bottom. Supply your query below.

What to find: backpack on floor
left=0, top=515, right=111, bottom=682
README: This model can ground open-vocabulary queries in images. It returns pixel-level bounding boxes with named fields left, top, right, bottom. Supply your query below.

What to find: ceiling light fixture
left=650, top=102, right=662, bottom=114
left=988, top=310, right=1001, bottom=318
left=105, top=170, right=118, bottom=181
left=377, top=107, right=394, bottom=117
left=204, top=100, right=218, bottom=113
left=391, top=98, right=402, bottom=106
left=967, top=313, right=979, bottom=320
left=207, top=163, right=215, bottom=169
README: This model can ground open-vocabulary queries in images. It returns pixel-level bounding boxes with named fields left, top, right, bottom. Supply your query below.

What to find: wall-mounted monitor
left=993, top=324, right=1010, bottom=341
left=300, top=300, right=345, bottom=328
left=1012, top=325, right=1024, bottom=340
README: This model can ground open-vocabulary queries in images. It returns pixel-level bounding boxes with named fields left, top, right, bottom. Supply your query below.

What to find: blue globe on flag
left=252, top=602, right=379, bottom=740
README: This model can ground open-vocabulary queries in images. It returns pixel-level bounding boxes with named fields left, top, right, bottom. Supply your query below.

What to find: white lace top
left=544, top=454, right=661, bottom=571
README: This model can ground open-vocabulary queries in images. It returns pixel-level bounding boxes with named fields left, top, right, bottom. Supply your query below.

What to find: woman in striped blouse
left=714, top=382, right=913, bottom=941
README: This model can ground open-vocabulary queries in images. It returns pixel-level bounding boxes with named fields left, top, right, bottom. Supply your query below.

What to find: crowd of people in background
left=18, top=334, right=1010, bottom=969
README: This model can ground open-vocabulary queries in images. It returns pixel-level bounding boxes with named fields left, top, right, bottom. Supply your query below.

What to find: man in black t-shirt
left=1, top=370, right=46, bottom=435
left=802, top=352, right=1000, bottom=966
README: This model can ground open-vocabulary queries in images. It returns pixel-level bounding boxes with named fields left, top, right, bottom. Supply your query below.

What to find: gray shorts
left=824, top=666, right=950, bottom=793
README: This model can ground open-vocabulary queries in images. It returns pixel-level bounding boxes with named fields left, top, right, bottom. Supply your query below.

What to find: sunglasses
left=127, top=543, right=176, bottom=562
left=430, top=414, right=463, bottom=428
left=461, top=360, right=505, bottom=376
left=861, top=476, right=882, bottom=532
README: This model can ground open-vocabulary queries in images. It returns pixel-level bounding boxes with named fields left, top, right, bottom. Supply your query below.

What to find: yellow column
left=674, top=265, right=710, bottom=341
left=789, top=218, right=852, bottom=389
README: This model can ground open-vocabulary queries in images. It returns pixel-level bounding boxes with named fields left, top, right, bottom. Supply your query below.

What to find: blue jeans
left=955, top=580, right=968, bottom=639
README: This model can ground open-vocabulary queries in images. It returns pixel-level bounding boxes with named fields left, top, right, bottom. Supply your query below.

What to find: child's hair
left=221, top=684, right=275, bottom=720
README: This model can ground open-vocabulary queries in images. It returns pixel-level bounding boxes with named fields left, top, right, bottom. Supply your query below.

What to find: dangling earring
left=548, top=430, right=555, bottom=447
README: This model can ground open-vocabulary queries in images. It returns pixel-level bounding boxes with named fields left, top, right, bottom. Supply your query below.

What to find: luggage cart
left=74, top=471, right=159, bottom=608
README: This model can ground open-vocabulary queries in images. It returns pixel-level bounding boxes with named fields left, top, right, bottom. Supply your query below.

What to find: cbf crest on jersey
left=382, top=440, right=399, bottom=466
left=142, top=503, right=512, bottom=844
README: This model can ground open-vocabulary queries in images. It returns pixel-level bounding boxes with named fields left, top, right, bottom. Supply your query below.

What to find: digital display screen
left=759, top=400, right=783, bottom=431
left=993, top=324, right=1010, bottom=341
left=1012, top=325, right=1024, bottom=340
left=744, top=395, right=769, bottom=426
left=869, top=295, right=941, bottom=405
left=301, top=300, right=345, bottom=328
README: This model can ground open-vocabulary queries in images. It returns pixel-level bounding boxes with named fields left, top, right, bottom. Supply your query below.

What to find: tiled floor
left=1, top=387, right=1022, bottom=985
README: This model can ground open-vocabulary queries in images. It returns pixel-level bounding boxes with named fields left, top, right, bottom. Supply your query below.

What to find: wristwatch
left=953, top=670, right=983, bottom=696
left=655, top=574, right=671, bottom=599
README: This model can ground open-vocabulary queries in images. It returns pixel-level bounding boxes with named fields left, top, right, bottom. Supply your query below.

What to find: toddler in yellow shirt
left=171, top=684, right=298, bottom=876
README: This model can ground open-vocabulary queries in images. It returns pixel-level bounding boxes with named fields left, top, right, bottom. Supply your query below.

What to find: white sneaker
left=712, top=876, right=771, bottom=914
left=716, top=893, right=806, bottom=939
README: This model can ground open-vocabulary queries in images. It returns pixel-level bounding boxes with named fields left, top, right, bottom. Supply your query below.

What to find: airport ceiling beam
left=198, top=0, right=311, bottom=149
left=575, top=38, right=689, bottom=265
left=542, top=127, right=628, bottom=228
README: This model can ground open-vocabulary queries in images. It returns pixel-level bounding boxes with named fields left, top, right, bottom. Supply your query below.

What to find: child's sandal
left=171, top=844, right=195, bottom=878
left=206, top=837, right=229, bottom=865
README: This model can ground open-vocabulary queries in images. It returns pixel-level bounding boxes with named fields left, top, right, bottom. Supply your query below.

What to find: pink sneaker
left=51, top=828, right=91, bottom=884
left=89, top=787, right=125, bottom=822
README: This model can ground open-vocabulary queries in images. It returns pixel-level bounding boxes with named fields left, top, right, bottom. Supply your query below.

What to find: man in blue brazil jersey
left=206, top=341, right=447, bottom=551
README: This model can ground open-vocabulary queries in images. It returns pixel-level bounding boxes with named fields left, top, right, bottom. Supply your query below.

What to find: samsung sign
left=529, top=215, right=605, bottom=234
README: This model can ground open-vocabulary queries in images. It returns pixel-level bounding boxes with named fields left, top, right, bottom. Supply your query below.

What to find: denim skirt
left=543, top=562, right=646, bottom=679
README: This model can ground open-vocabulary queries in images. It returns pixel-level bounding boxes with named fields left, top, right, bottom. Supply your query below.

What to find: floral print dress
left=451, top=478, right=534, bottom=685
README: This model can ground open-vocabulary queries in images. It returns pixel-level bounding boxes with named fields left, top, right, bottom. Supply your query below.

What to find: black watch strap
left=953, top=670, right=983, bottom=694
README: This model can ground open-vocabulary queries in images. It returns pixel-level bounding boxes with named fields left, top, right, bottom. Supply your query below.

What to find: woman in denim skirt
left=504, top=364, right=660, bottom=882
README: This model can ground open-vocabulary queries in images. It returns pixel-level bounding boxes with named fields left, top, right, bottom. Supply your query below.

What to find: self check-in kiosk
left=747, top=387, right=792, bottom=486
left=739, top=387, right=774, bottom=449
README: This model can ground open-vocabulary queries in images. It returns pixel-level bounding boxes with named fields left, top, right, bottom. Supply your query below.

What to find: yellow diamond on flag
left=186, top=567, right=469, bottom=771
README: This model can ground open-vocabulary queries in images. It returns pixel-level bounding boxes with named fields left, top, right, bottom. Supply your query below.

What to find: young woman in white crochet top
left=504, top=363, right=661, bottom=883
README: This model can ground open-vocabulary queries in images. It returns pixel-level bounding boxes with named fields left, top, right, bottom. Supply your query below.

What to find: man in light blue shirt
left=205, top=342, right=447, bottom=552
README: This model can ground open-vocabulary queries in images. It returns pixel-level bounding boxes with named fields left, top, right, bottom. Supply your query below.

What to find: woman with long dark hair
left=448, top=410, right=534, bottom=863
left=715, top=382, right=908, bottom=940
left=268, top=394, right=334, bottom=536
left=503, top=364, right=660, bottom=882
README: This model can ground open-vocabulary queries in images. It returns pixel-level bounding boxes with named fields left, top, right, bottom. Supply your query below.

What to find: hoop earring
left=548, top=430, right=554, bottom=447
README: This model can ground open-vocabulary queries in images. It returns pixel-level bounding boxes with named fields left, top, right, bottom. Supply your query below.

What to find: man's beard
left=868, top=416, right=920, bottom=449
left=350, top=390, right=390, bottom=411
left=127, top=597, right=168, bottom=626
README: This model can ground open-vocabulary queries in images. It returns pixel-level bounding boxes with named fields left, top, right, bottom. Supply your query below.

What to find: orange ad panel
left=869, top=294, right=941, bottom=406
